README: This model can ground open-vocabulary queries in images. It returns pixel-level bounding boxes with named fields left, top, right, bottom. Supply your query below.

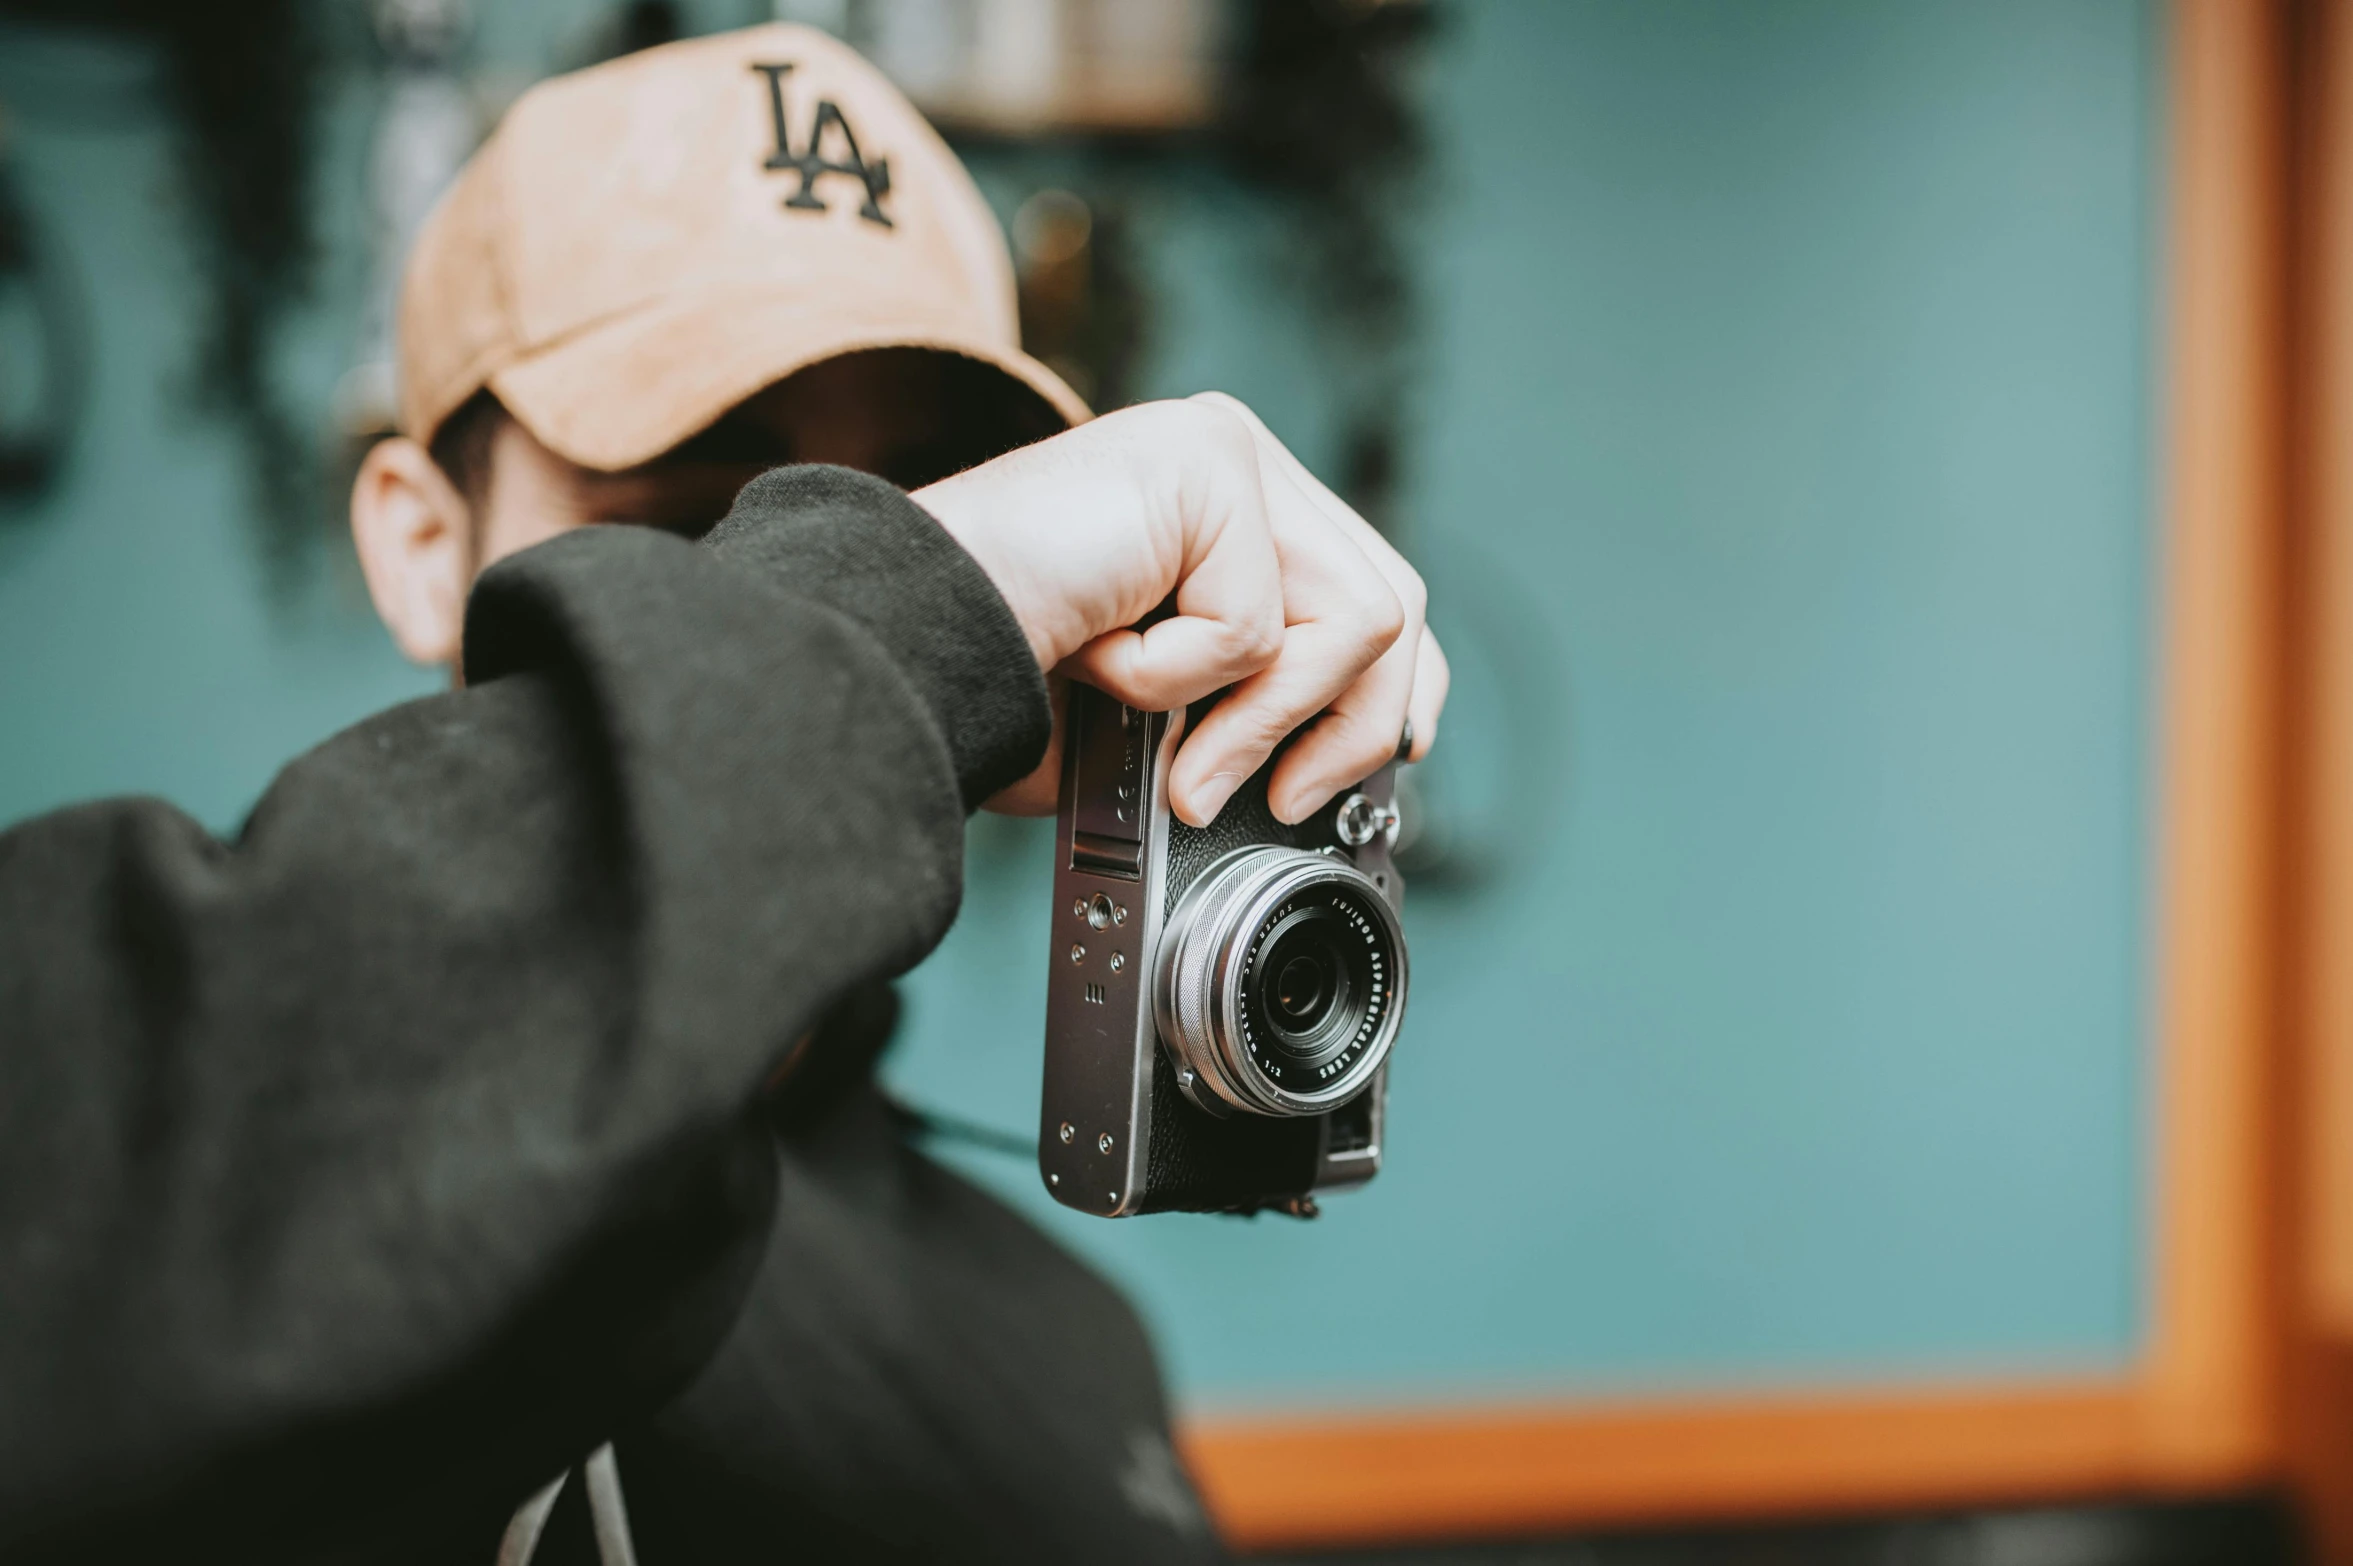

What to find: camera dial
left=1334, top=791, right=1402, bottom=848
left=1155, top=845, right=1406, bottom=1117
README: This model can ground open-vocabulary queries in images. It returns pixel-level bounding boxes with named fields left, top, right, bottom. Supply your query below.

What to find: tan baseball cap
left=396, top=22, right=1090, bottom=470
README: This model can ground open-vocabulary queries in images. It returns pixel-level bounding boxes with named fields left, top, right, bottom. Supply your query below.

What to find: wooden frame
left=1177, top=1, right=2296, bottom=1549
left=2305, top=0, right=2353, bottom=1349
left=2306, top=0, right=2353, bottom=1354
left=2287, top=1, right=2353, bottom=1559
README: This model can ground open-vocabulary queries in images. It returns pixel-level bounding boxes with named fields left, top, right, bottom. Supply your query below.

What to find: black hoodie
left=0, top=465, right=1100, bottom=1560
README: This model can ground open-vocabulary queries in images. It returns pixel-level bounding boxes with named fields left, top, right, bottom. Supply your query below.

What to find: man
left=0, top=22, right=1445, bottom=1566
left=350, top=26, right=1262, bottom=1563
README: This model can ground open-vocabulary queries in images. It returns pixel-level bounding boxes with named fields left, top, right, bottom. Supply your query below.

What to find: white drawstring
left=496, top=1470, right=567, bottom=1566
left=582, top=1444, right=641, bottom=1566
left=498, top=1444, right=640, bottom=1566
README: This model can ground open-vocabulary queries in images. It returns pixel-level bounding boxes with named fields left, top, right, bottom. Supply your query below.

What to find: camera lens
left=1274, top=952, right=1330, bottom=1026
left=1155, top=845, right=1407, bottom=1117
left=1252, top=903, right=1358, bottom=1052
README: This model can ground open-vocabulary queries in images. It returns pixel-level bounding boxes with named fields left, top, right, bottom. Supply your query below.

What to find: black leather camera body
left=1039, top=683, right=1407, bottom=1217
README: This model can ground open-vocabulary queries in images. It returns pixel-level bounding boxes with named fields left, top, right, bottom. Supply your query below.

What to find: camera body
left=1040, top=682, right=1408, bottom=1217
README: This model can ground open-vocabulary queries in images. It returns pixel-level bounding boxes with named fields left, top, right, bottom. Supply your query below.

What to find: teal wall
left=0, top=27, right=441, bottom=831
left=896, top=0, right=2161, bottom=1411
left=0, top=1, right=2160, bottom=1416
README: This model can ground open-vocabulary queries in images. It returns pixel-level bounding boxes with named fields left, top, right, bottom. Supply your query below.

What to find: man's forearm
left=0, top=469, right=1048, bottom=1561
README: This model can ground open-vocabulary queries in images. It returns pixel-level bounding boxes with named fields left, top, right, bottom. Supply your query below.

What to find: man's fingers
left=1265, top=618, right=1454, bottom=821
left=1164, top=453, right=1404, bottom=824
left=1405, top=627, right=1450, bottom=761
left=1168, top=611, right=1394, bottom=824
left=1192, top=393, right=1431, bottom=622
left=928, top=392, right=1442, bottom=826
left=1266, top=636, right=1417, bottom=822
left=1071, top=612, right=1280, bottom=713
left=1265, top=621, right=1449, bottom=822
left=1066, top=453, right=1286, bottom=710
left=1263, top=544, right=1419, bottom=820
left=1186, top=393, right=1439, bottom=819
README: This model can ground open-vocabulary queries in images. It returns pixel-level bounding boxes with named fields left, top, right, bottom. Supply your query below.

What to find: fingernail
left=1193, top=772, right=1246, bottom=823
left=1270, top=782, right=1323, bottom=826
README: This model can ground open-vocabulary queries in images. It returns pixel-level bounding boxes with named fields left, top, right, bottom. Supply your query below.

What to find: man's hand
left=915, top=394, right=1450, bottom=827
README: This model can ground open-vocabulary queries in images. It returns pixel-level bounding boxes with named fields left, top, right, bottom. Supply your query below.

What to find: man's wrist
left=908, top=474, right=1060, bottom=675
left=704, top=465, right=1052, bottom=810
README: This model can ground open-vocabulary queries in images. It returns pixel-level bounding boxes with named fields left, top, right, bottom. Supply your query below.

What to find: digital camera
left=1039, top=682, right=1408, bottom=1217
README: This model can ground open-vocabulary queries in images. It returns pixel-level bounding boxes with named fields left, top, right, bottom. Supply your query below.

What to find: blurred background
left=5, top=0, right=2348, bottom=1561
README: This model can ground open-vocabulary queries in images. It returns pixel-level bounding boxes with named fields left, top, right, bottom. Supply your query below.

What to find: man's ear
left=351, top=436, right=474, bottom=667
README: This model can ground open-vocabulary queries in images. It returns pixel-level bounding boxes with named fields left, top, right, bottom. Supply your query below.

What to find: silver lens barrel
left=1154, top=846, right=1407, bottom=1117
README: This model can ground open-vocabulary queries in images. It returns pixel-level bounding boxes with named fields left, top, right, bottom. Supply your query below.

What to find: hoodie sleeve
left=0, top=465, right=1050, bottom=1563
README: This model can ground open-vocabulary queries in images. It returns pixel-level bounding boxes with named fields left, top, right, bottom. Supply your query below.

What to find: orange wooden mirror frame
left=1174, top=1, right=2348, bottom=1552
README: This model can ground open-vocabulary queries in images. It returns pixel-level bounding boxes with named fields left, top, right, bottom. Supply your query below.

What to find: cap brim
left=487, top=284, right=1092, bottom=472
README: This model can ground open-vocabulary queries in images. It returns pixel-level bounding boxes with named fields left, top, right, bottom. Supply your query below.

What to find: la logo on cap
left=750, top=62, right=894, bottom=229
